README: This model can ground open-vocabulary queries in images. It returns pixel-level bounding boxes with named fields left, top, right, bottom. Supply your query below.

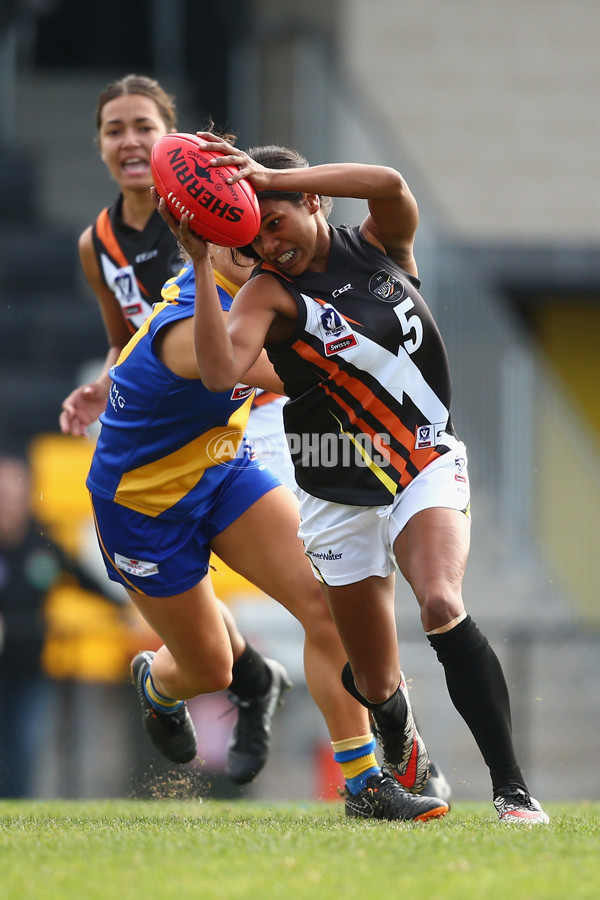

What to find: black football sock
left=341, top=661, right=408, bottom=724
left=427, top=615, right=526, bottom=796
left=229, top=642, right=271, bottom=700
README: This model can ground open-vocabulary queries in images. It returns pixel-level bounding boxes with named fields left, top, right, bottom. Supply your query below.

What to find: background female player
left=166, top=134, right=550, bottom=825
left=58, top=74, right=447, bottom=815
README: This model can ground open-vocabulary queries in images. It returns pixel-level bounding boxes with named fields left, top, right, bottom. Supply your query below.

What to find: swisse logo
left=166, top=146, right=245, bottom=222
left=327, top=335, right=357, bottom=354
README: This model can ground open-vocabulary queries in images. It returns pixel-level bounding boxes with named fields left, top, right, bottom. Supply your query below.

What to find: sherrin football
left=150, top=132, right=260, bottom=248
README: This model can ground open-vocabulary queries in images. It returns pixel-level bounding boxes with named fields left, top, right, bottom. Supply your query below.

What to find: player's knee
left=185, top=656, right=233, bottom=695
left=291, top=577, right=332, bottom=630
left=419, top=591, right=463, bottom=632
left=191, top=670, right=231, bottom=695
left=353, top=666, right=401, bottom=706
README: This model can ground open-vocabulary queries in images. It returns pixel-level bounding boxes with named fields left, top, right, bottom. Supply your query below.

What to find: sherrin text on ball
left=150, top=132, right=260, bottom=247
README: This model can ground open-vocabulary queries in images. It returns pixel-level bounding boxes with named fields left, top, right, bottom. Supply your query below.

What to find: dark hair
left=236, top=144, right=333, bottom=260
left=95, top=74, right=177, bottom=132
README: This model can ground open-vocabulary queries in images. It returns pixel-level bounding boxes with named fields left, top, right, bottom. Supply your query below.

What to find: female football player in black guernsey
left=158, top=134, right=550, bottom=825
left=58, top=76, right=450, bottom=818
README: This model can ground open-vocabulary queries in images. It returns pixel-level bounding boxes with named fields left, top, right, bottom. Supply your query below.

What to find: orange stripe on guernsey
left=293, top=338, right=440, bottom=490
left=259, top=262, right=296, bottom=282
left=96, top=207, right=150, bottom=298
left=113, top=395, right=254, bottom=517
left=252, top=391, right=281, bottom=408
left=311, top=295, right=363, bottom=328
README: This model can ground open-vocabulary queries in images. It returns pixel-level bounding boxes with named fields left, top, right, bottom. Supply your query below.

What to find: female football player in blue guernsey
left=63, top=75, right=447, bottom=819
left=161, top=134, right=550, bottom=826
left=58, top=75, right=295, bottom=787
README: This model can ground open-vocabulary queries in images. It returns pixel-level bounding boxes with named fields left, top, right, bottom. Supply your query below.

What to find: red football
left=150, top=132, right=260, bottom=248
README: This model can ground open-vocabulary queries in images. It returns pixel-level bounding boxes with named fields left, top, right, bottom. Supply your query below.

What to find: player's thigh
left=210, top=484, right=323, bottom=619
left=127, top=574, right=232, bottom=690
left=393, top=506, right=470, bottom=606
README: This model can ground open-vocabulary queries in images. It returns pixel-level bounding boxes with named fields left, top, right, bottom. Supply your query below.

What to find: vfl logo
left=369, top=270, right=405, bottom=302
left=414, top=422, right=447, bottom=449
left=454, top=455, right=467, bottom=483
left=321, top=307, right=345, bottom=335
left=318, top=304, right=358, bottom=357
left=114, top=267, right=138, bottom=304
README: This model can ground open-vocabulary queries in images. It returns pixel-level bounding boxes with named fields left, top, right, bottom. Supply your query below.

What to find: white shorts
left=297, top=442, right=470, bottom=586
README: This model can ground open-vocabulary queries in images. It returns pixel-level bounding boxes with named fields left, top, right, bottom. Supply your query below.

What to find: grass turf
left=1, top=799, right=598, bottom=900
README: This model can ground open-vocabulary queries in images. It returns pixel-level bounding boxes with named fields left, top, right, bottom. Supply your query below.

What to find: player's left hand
left=194, top=132, right=274, bottom=191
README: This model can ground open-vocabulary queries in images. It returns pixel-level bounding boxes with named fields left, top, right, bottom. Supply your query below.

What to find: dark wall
left=31, top=0, right=252, bottom=127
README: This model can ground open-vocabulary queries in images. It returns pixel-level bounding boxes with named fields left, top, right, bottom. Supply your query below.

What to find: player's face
left=99, top=94, right=169, bottom=191
left=251, top=196, right=325, bottom=275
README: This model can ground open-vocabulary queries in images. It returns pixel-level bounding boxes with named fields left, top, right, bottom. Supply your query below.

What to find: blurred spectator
left=0, top=453, right=116, bottom=796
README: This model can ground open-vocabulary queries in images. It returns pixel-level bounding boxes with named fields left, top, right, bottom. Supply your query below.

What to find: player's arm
left=241, top=350, right=284, bottom=394
left=156, top=312, right=284, bottom=394
left=60, top=229, right=132, bottom=435
left=360, top=173, right=419, bottom=276
left=196, top=132, right=420, bottom=276
left=155, top=192, right=276, bottom=392
left=78, top=227, right=132, bottom=371
left=192, top=251, right=276, bottom=392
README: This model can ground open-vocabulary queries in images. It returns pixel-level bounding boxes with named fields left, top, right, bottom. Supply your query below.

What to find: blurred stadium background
left=1, top=0, right=599, bottom=803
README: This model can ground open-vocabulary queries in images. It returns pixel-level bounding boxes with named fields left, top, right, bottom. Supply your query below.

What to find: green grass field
left=1, top=799, right=598, bottom=900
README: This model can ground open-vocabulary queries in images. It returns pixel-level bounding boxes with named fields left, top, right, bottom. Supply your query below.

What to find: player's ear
left=305, top=193, right=321, bottom=215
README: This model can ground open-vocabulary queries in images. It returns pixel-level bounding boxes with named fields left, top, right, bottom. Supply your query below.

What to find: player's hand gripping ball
left=150, top=132, right=260, bottom=247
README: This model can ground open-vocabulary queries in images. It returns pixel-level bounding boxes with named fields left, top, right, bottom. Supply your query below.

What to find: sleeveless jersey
left=86, top=265, right=255, bottom=520
left=254, top=224, right=459, bottom=506
left=91, top=195, right=183, bottom=332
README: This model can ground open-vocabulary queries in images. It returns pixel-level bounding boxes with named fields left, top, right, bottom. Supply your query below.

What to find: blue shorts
left=90, top=456, right=280, bottom=597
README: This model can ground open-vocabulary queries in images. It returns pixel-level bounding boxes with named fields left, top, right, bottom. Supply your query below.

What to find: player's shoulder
left=78, top=223, right=94, bottom=253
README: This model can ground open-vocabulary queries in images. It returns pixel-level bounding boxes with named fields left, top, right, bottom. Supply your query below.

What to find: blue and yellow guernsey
left=86, top=265, right=255, bottom=520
